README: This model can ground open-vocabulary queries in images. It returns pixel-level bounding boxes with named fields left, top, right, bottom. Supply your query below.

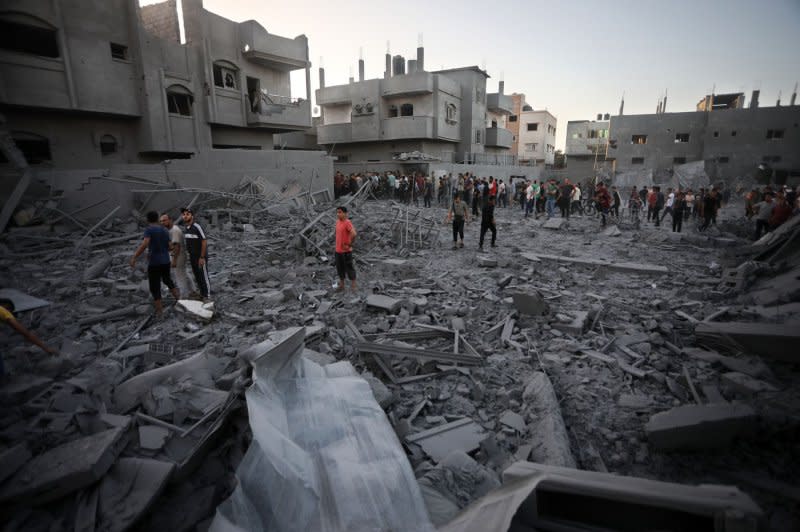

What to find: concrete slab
left=366, top=294, right=402, bottom=313
left=0, top=427, right=128, bottom=504
left=139, top=425, right=171, bottom=450
left=499, top=410, right=527, bottom=433
left=477, top=256, right=497, bottom=267
left=0, top=288, right=51, bottom=312
left=645, top=403, right=757, bottom=451
left=406, top=418, right=487, bottom=463
left=523, top=252, right=669, bottom=275
left=721, top=372, right=779, bottom=397
left=694, top=322, right=800, bottom=361
left=177, top=299, right=215, bottom=320
left=511, top=292, right=548, bottom=316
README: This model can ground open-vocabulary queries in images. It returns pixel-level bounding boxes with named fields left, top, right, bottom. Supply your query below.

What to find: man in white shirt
left=570, top=185, right=583, bottom=215
left=161, top=213, right=196, bottom=298
left=660, top=188, right=676, bottom=223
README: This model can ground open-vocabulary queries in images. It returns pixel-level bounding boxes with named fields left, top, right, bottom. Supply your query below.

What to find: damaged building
left=0, top=0, right=332, bottom=228
left=564, top=91, right=800, bottom=184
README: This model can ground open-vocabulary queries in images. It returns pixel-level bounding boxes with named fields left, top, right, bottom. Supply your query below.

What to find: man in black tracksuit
left=181, top=207, right=211, bottom=300
left=479, top=195, right=497, bottom=249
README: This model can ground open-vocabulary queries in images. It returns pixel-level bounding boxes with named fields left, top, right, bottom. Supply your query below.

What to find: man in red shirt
left=335, top=206, right=357, bottom=292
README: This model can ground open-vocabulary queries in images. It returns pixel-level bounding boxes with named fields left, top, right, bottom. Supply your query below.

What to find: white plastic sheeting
left=211, top=327, right=434, bottom=532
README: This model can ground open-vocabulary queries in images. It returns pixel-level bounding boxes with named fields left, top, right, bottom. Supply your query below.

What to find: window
left=524, top=143, right=538, bottom=152
left=110, top=43, right=128, bottom=60
left=509, top=115, right=518, bottom=122
left=673, top=157, right=686, bottom=164
left=674, top=133, right=690, bottom=143
left=99, top=134, right=117, bottom=155
left=588, top=130, right=598, bottom=139
left=600, top=129, right=608, bottom=138
left=548, top=125, right=556, bottom=135
left=766, top=129, right=785, bottom=140
left=718, top=156, right=729, bottom=163
left=475, top=129, right=482, bottom=143
left=631, top=157, right=644, bottom=164
left=445, top=103, right=457, bottom=123
left=475, top=88, right=482, bottom=103
left=731, top=130, right=737, bottom=137
left=713, top=131, right=719, bottom=138
left=10, top=132, right=52, bottom=164
left=0, top=18, right=59, bottom=58
left=631, top=134, right=647, bottom=144
left=762, top=155, right=781, bottom=163
left=388, top=105, right=398, bottom=118
left=213, top=62, right=238, bottom=89
left=527, top=123, right=538, bottom=131
left=166, top=85, right=193, bottom=116
left=546, top=144, right=554, bottom=153
left=400, top=103, right=413, bottom=117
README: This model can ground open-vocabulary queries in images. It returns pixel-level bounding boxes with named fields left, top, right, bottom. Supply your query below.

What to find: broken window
left=445, top=103, right=457, bottom=123
left=213, top=62, right=238, bottom=89
left=718, top=156, right=729, bottom=163
left=166, top=85, right=193, bottom=116
left=475, top=129, right=482, bottom=144
left=527, top=123, right=538, bottom=131
left=110, top=42, right=128, bottom=60
left=11, top=132, right=52, bottom=164
left=0, top=18, right=59, bottom=58
left=100, top=134, right=117, bottom=155
left=400, top=103, right=413, bottom=117
left=509, top=115, right=518, bottom=122
left=674, top=133, right=689, bottom=143
left=631, top=157, right=644, bottom=165
left=766, top=129, right=784, bottom=140
left=673, top=156, right=686, bottom=164
left=388, top=105, right=398, bottom=118
left=631, top=135, right=647, bottom=144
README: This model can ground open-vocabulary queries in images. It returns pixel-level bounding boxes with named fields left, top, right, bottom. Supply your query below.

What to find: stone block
left=477, top=256, right=497, bottom=268
left=551, top=310, right=589, bottom=336
left=645, top=403, right=757, bottom=451
left=366, top=294, right=401, bottom=313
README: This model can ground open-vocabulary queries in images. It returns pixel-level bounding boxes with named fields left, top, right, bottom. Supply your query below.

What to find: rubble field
left=1, top=192, right=799, bottom=531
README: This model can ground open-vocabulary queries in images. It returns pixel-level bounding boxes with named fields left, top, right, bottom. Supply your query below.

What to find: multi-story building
left=0, top=0, right=330, bottom=223
left=314, top=50, right=535, bottom=181
left=507, top=93, right=526, bottom=157
left=563, top=115, right=611, bottom=182
left=517, top=109, right=557, bottom=166
left=609, top=91, right=800, bottom=183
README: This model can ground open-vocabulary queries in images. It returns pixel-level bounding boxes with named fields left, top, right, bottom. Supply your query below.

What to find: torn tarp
left=211, top=327, right=434, bottom=532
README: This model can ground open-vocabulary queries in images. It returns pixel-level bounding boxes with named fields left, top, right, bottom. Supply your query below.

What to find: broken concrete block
left=0, top=427, right=128, bottom=504
left=0, top=443, right=31, bottom=483
left=139, top=425, right=170, bottom=450
left=406, top=418, right=486, bottom=463
left=83, top=254, right=112, bottom=281
left=477, top=256, right=497, bottom=268
left=177, top=299, right=214, bottom=320
left=542, top=217, right=566, bottom=229
left=363, top=372, right=394, bottom=409
left=0, top=288, right=51, bottom=312
left=645, top=403, right=757, bottom=451
left=497, top=275, right=512, bottom=288
left=499, top=410, right=527, bottom=433
left=521, top=372, right=576, bottom=468
left=511, top=292, right=548, bottom=316
left=366, top=294, right=401, bottom=313
left=551, top=310, right=589, bottom=336
left=721, top=372, right=779, bottom=397
left=242, top=223, right=255, bottom=232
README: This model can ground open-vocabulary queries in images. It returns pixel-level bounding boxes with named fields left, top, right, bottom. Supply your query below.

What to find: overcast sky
left=156, top=0, right=800, bottom=150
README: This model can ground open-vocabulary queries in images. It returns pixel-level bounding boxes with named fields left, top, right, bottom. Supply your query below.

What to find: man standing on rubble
left=447, top=194, right=469, bottom=249
left=181, top=207, right=211, bottom=301
left=479, top=195, right=497, bottom=250
left=161, top=213, right=195, bottom=298
left=130, top=211, right=180, bottom=315
left=335, top=206, right=357, bottom=291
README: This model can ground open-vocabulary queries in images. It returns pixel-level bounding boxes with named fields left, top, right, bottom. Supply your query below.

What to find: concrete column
left=305, top=65, right=311, bottom=101
left=358, top=59, right=364, bottom=82
left=499, top=81, right=504, bottom=95
left=750, top=90, right=759, bottom=109
left=416, top=46, right=424, bottom=72
left=385, top=53, right=391, bottom=78
left=319, top=67, right=325, bottom=89
left=408, top=59, right=417, bottom=74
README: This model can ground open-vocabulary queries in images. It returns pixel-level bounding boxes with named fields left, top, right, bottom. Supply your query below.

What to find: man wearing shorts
left=335, top=206, right=357, bottom=292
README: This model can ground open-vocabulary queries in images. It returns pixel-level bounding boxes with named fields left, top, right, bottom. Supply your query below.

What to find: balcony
left=316, top=85, right=352, bottom=106
left=246, top=95, right=311, bottom=131
left=485, top=127, right=513, bottom=148
left=317, top=123, right=352, bottom=144
left=239, top=21, right=309, bottom=72
left=381, top=116, right=434, bottom=140
left=381, top=72, right=434, bottom=97
left=486, top=93, right=513, bottom=114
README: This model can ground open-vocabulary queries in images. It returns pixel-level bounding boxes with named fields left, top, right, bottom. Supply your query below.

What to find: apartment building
left=0, top=0, right=330, bottom=221
left=517, top=109, right=557, bottom=166
left=609, top=91, right=800, bottom=182
left=563, top=115, right=611, bottom=182
left=314, top=50, right=536, bottom=180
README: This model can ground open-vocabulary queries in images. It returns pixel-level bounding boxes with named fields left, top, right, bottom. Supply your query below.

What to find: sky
left=151, top=0, right=800, bottom=150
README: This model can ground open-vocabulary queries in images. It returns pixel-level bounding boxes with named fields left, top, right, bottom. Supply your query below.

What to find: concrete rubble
left=1, top=190, right=799, bottom=530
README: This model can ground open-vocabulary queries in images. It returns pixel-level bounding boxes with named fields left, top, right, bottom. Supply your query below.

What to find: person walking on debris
left=1, top=298, right=59, bottom=377
left=130, top=211, right=180, bottom=315
left=660, top=187, right=675, bottom=223
left=570, top=183, right=583, bottom=216
left=479, top=195, right=497, bottom=250
left=181, top=207, right=211, bottom=301
left=671, top=191, right=687, bottom=233
left=611, top=186, right=622, bottom=219
left=334, top=206, right=357, bottom=292
left=545, top=179, right=558, bottom=218
left=595, top=182, right=612, bottom=227
left=447, top=194, right=469, bottom=249
left=653, top=186, right=665, bottom=227
left=161, top=213, right=196, bottom=299
left=558, top=179, right=573, bottom=219
left=699, top=188, right=718, bottom=232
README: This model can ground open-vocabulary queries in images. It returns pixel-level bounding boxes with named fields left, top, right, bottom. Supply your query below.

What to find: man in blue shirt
left=130, top=211, right=179, bottom=315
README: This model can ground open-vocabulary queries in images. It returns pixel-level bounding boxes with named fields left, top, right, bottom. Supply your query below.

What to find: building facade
left=517, top=109, right=557, bottom=166
left=0, top=0, right=331, bottom=221
left=563, top=117, right=611, bottom=182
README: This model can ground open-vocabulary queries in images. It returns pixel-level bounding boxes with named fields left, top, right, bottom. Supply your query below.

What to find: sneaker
left=458, top=241, right=464, bottom=248
left=452, top=244, right=458, bottom=250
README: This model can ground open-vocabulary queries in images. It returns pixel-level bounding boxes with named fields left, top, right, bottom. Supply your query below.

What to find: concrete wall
left=211, top=126, right=273, bottom=149
left=565, top=120, right=609, bottom=156
left=139, top=0, right=180, bottom=41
